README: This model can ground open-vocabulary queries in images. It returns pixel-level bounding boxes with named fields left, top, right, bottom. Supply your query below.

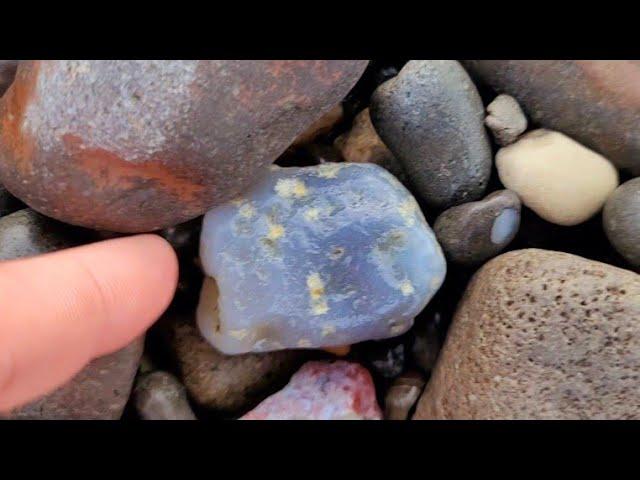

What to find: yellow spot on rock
left=307, top=272, right=329, bottom=315
left=389, top=323, right=407, bottom=335
left=322, top=324, right=336, bottom=336
left=316, top=163, right=343, bottom=179
left=238, top=203, right=256, bottom=219
left=307, top=273, right=325, bottom=298
left=304, top=207, right=320, bottom=222
left=229, top=329, right=249, bottom=340
left=275, top=178, right=308, bottom=198
left=313, top=302, right=329, bottom=315
left=399, top=279, right=415, bottom=296
left=397, top=198, right=418, bottom=226
left=267, top=221, right=285, bottom=241
left=297, top=339, right=312, bottom=348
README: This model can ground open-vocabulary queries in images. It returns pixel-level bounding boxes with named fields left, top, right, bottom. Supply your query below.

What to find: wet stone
left=198, top=163, right=446, bottom=354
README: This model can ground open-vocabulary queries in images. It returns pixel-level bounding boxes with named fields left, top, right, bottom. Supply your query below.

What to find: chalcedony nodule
left=198, top=163, right=446, bottom=354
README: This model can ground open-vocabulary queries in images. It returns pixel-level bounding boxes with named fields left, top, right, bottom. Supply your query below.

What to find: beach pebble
left=0, top=60, right=367, bottom=232
left=434, top=190, right=521, bottom=266
left=414, top=249, right=640, bottom=419
left=334, top=108, right=408, bottom=183
left=370, top=60, right=492, bottom=209
left=385, top=371, right=425, bottom=420
left=496, top=130, right=619, bottom=226
left=465, top=60, right=640, bottom=175
left=169, top=313, right=304, bottom=413
left=241, top=361, right=382, bottom=420
left=484, top=94, right=527, bottom=146
left=198, top=163, right=446, bottom=354
left=134, top=371, right=197, bottom=420
left=603, top=177, right=640, bottom=267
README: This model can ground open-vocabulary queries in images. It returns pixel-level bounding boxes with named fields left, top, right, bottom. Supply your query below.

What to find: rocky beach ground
left=0, top=60, right=639, bottom=420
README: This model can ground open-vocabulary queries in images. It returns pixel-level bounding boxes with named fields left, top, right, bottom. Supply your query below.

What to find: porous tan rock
left=496, top=129, right=619, bottom=226
left=414, top=249, right=640, bottom=420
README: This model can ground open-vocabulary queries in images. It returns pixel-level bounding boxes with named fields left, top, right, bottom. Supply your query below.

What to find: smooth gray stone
left=370, top=60, right=492, bottom=210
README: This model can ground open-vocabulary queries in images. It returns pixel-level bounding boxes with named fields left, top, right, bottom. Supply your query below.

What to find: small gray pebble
left=485, top=94, right=528, bottom=146
left=434, top=190, right=521, bottom=266
left=134, top=371, right=197, bottom=421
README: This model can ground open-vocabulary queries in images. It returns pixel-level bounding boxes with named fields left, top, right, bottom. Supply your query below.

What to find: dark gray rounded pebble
left=370, top=60, right=492, bottom=210
left=434, top=189, right=521, bottom=266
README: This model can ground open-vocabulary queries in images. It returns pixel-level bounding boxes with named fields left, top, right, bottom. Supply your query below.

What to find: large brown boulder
left=0, top=60, right=368, bottom=232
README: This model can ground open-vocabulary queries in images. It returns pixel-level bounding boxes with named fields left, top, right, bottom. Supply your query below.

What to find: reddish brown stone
left=0, top=60, right=368, bottom=232
left=465, top=60, right=640, bottom=175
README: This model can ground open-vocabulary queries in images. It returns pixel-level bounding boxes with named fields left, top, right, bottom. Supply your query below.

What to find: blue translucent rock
left=198, top=163, right=446, bottom=354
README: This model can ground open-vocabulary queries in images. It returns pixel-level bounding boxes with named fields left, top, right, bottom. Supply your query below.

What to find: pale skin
left=0, top=235, right=179, bottom=413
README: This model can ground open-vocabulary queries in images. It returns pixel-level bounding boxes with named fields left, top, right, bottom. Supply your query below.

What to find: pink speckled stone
left=241, top=361, right=382, bottom=420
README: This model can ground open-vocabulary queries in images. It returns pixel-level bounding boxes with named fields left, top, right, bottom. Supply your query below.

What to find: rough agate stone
left=241, top=361, right=382, bottom=420
left=198, top=162, right=446, bottom=354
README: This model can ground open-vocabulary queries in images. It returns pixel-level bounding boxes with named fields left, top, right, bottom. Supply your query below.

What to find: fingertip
left=76, top=234, right=180, bottom=356
left=0, top=233, right=180, bottom=411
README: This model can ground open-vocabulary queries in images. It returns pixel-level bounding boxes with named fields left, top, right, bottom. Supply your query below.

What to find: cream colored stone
left=496, top=129, right=619, bottom=226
